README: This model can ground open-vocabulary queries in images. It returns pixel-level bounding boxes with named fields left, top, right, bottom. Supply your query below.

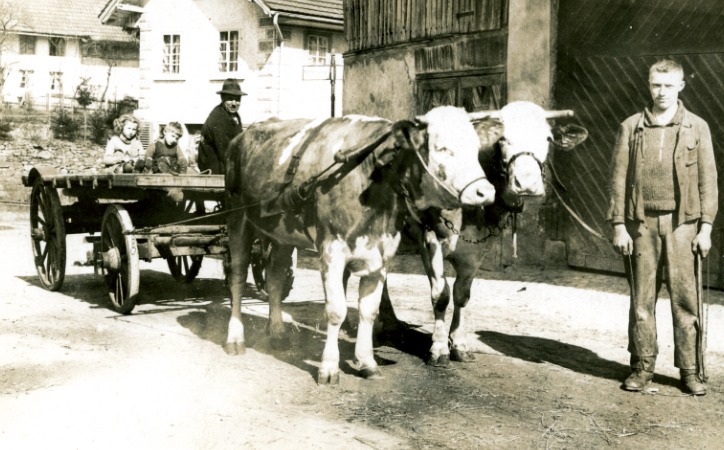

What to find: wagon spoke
left=37, top=193, right=47, bottom=215
left=45, top=251, right=54, bottom=283
left=116, top=276, right=123, bottom=305
left=182, top=256, right=189, bottom=273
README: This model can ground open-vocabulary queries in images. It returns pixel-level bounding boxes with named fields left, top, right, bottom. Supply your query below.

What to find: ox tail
left=226, top=133, right=245, bottom=197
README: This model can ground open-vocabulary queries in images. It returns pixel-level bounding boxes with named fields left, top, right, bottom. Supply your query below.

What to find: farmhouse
left=99, top=0, right=345, bottom=130
left=0, top=0, right=139, bottom=109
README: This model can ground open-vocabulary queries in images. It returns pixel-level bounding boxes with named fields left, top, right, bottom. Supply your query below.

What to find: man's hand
left=612, top=224, right=633, bottom=255
left=692, top=223, right=712, bottom=257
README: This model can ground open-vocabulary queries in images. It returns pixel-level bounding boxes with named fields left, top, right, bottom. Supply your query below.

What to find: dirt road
left=1, top=212, right=723, bottom=449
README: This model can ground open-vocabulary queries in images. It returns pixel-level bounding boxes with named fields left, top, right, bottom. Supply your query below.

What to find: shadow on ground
left=476, top=330, right=681, bottom=388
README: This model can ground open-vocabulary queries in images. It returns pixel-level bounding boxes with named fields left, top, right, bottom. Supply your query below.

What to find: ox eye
left=438, top=146, right=454, bottom=155
left=437, top=165, right=448, bottom=181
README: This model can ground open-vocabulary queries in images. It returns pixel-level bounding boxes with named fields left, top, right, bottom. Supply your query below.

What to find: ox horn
left=544, top=110, right=575, bottom=119
left=468, top=109, right=575, bottom=122
left=467, top=111, right=502, bottom=121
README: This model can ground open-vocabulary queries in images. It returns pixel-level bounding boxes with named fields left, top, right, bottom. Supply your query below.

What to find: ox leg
left=266, top=244, right=295, bottom=350
left=423, top=232, right=452, bottom=367
left=225, top=213, right=254, bottom=355
left=356, top=273, right=385, bottom=379
left=318, top=254, right=347, bottom=385
left=375, top=280, right=407, bottom=345
left=448, top=247, right=484, bottom=362
left=449, top=273, right=476, bottom=362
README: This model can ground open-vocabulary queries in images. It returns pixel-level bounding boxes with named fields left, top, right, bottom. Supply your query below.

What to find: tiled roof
left=13, top=0, right=133, bottom=41
left=258, top=0, right=343, bottom=22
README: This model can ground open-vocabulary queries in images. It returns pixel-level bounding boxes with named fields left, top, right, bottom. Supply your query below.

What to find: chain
left=440, top=214, right=510, bottom=245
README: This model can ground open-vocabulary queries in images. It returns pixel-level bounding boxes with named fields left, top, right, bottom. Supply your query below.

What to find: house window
left=50, top=72, right=63, bottom=91
left=49, top=37, right=66, bottom=56
left=163, top=34, right=181, bottom=73
left=19, top=35, right=36, bottom=55
left=19, top=70, right=33, bottom=88
left=306, top=34, right=329, bottom=66
left=219, top=31, right=239, bottom=72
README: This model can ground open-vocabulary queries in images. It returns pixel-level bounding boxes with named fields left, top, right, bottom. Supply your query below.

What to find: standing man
left=608, top=59, right=717, bottom=396
left=198, top=78, right=246, bottom=174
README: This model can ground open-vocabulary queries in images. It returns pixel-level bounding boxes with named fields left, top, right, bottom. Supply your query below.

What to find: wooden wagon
left=21, top=167, right=272, bottom=314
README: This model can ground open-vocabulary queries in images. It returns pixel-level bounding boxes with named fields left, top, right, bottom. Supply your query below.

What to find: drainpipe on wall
left=273, top=13, right=284, bottom=118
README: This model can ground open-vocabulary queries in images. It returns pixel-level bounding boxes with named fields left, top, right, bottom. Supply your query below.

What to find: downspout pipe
left=273, top=12, right=284, bottom=117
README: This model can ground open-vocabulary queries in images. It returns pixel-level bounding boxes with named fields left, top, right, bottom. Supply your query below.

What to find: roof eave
left=250, top=0, right=343, bottom=31
left=99, top=0, right=147, bottom=27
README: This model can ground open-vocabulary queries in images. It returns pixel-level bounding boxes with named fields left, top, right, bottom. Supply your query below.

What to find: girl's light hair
left=113, top=113, right=141, bottom=136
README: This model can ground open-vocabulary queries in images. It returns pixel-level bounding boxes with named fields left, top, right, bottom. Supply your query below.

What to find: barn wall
left=507, top=0, right=555, bottom=107
left=342, top=49, right=416, bottom=121
left=343, top=0, right=566, bottom=268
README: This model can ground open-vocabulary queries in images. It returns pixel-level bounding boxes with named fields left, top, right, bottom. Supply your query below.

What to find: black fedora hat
left=217, top=78, right=247, bottom=96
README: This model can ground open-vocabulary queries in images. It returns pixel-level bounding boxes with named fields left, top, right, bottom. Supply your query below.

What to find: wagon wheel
left=250, top=238, right=295, bottom=302
left=166, top=255, right=203, bottom=283
left=29, top=179, right=66, bottom=291
left=100, top=204, right=140, bottom=314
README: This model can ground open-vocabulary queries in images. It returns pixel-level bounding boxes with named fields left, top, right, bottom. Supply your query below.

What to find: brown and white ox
left=224, top=106, right=496, bottom=383
left=379, top=101, right=588, bottom=366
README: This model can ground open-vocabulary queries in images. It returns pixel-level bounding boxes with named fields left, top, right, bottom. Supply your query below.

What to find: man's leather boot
left=680, top=369, right=706, bottom=396
left=623, top=369, right=654, bottom=391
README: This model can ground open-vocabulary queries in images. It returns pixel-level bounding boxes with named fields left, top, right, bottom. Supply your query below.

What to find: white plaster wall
left=1, top=34, right=140, bottom=108
left=136, top=0, right=344, bottom=125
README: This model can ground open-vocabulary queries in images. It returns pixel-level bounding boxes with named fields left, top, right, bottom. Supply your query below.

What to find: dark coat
left=199, top=104, right=243, bottom=174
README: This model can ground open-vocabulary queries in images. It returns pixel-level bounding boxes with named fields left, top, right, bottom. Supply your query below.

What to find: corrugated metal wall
left=554, top=0, right=724, bottom=287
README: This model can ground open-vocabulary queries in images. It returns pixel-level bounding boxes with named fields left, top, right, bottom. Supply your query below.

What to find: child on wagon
left=143, top=121, right=189, bottom=175
left=102, top=114, right=145, bottom=173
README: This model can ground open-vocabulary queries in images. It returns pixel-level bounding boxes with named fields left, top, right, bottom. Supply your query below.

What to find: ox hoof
left=224, top=342, right=246, bottom=356
left=269, top=335, right=290, bottom=351
left=359, top=367, right=384, bottom=380
left=450, top=348, right=476, bottom=362
left=317, top=370, right=340, bottom=385
left=426, top=353, right=450, bottom=367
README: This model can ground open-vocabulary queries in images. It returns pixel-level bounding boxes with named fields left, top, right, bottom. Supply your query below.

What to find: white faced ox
left=224, top=106, right=495, bottom=384
left=378, top=101, right=588, bottom=367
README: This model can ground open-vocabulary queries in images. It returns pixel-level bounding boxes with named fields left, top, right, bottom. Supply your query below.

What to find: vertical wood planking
left=346, top=0, right=507, bottom=51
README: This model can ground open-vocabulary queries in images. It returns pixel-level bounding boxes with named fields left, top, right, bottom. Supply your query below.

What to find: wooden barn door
left=554, top=0, right=724, bottom=287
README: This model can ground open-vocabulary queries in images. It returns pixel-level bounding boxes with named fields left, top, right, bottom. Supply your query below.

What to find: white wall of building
left=135, top=0, right=344, bottom=126
left=1, top=33, right=139, bottom=108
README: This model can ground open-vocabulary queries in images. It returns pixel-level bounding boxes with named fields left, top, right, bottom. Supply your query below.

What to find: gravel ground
left=1, top=210, right=723, bottom=449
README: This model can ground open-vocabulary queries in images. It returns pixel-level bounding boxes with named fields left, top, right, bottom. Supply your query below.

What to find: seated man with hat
left=198, top=78, right=247, bottom=174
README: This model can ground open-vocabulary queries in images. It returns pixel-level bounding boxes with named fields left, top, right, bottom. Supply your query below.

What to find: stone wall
left=0, top=127, right=105, bottom=210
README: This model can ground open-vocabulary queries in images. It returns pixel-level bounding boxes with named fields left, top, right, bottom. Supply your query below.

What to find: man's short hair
left=649, top=59, right=684, bottom=78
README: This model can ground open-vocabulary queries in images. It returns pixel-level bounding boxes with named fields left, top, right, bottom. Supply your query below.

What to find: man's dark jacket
left=608, top=101, right=718, bottom=227
left=198, top=104, right=243, bottom=174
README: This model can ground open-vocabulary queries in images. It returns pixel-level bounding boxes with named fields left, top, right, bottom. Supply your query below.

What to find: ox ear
left=550, top=123, right=589, bottom=151
left=472, top=119, right=504, bottom=149
left=391, top=120, right=427, bottom=152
